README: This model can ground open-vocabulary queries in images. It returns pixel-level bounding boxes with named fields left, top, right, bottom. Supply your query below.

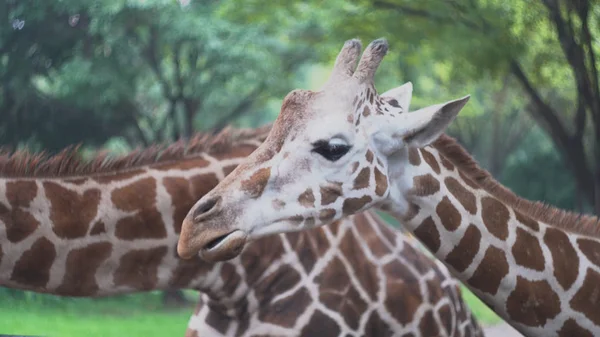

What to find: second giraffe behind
left=178, top=39, right=600, bottom=337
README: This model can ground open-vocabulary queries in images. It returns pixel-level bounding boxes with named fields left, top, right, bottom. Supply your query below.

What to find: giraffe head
left=177, top=39, right=470, bottom=262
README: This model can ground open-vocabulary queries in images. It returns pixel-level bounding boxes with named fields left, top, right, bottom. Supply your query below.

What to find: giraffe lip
left=199, top=230, right=248, bottom=262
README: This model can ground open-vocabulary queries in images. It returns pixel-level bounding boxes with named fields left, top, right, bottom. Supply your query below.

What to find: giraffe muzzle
left=197, top=229, right=248, bottom=262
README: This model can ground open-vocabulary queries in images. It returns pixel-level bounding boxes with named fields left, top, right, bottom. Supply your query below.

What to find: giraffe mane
left=433, top=133, right=600, bottom=238
left=0, top=124, right=272, bottom=178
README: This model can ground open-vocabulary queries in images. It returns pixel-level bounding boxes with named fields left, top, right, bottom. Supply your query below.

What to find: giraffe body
left=180, top=39, right=600, bottom=337
left=0, top=126, right=482, bottom=336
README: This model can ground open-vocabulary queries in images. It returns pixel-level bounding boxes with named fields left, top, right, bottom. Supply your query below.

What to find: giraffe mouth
left=199, top=229, right=248, bottom=262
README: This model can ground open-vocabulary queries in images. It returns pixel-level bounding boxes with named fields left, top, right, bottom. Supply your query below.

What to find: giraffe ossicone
left=180, top=38, right=600, bottom=337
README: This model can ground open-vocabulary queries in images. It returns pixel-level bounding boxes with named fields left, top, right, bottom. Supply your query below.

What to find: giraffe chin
left=197, top=229, right=248, bottom=263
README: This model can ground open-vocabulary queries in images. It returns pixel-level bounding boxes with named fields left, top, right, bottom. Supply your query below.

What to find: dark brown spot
left=480, top=196, right=509, bottom=240
left=342, top=195, right=372, bottom=215
left=570, top=269, right=600, bottom=325
left=241, top=167, right=271, bottom=198
left=354, top=213, right=392, bottom=258
left=351, top=161, right=359, bottom=174
left=512, top=227, right=545, bottom=271
left=420, top=148, right=440, bottom=174
left=304, top=216, right=315, bottom=226
left=93, top=169, right=146, bottom=183
left=223, top=164, right=238, bottom=176
left=339, top=230, right=379, bottom=301
left=299, top=310, right=341, bottom=336
left=411, top=174, right=440, bottom=197
left=286, top=228, right=330, bottom=273
left=365, top=150, right=374, bottom=163
left=163, top=176, right=195, bottom=234
left=445, top=224, right=481, bottom=272
left=355, top=113, right=361, bottom=126
left=515, top=211, right=539, bottom=231
left=259, top=287, right=312, bottom=328
left=467, top=246, right=509, bottom=295
left=254, top=263, right=302, bottom=313
left=114, top=247, right=168, bottom=290
left=220, top=263, right=241, bottom=296
left=374, top=167, right=387, bottom=197
left=112, top=178, right=167, bottom=240
left=241, top=236, right=285, bottom=285
left=353, top=167, right=370, bottom=190
left=11, top=237, right=56, bottom=287
left=362, top=106, right=371, bottom=117
left=440, top=156, right=455, bottom=171
left=436, top=196, right=462, bottom=231
left=388, top=98, right=400, bottom=107
left=44, top=182, right=101, bottom=239
left=578, top=238, right=600, bottom=268
left=319, top=209, right=336, bottom=222
left=413, top=216, right=441, bottom=253
left=408, top=148, right=421, bottom=166
left=545, top=227, right=579, bottom=290
left=1, top=204, right=40, bottom=243
left=90, top=221, right=106, bottom=235
left=205, top=310, right=230, bottom=334
left=298, top=188, right=315, bottom=208
left=6, top=181, right=37, bottom=207
left=56, top=242, right=112, bottom=295
left=458, top=171, right=480, bottom=189
left=419, top=310, right=440, bottom=337
left=506, top=276, right=561, bottom=327
left=558, top=319, right=593, bottom=337
left=383, top=260, right=422, bottom=324
left=445, top=177, right=477, bottom=214
left=364, top=311, right=393, bottom=337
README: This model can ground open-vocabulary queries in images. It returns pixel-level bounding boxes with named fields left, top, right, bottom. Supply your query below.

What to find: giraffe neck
left=384, top=137, right=600, bottom=337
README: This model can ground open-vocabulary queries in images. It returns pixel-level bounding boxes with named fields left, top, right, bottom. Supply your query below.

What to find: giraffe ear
left=370, top=95, right=470, bottom=155
left=381, top=81, right=412, bottom=112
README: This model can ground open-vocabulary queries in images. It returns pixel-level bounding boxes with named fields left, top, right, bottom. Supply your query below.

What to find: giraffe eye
left=312, top=140, right=352, bottom=162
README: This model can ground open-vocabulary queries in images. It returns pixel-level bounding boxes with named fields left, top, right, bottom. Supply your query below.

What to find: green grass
left=461, top=286, right=502, bottom=326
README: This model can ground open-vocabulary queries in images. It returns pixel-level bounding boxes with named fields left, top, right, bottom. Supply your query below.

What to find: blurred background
left=0, top=0, right=596, bottom=335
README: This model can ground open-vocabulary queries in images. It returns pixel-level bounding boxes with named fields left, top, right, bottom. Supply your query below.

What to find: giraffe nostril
left=193, top=196, right=221, bottom=220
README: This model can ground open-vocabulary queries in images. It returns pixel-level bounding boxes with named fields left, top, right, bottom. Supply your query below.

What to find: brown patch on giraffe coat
left=114, top=247, right=168, bottom=290
left=298, top=188, right=315, bottom=208
left=6, top=181, right=38, bottom=206
left=544, top=227, right=579, bottom=290
left=299, top=310, right=341, bottom=336
left=163, top=176, right=193, bottom=234
left=365, top=150, right=374, bottom=163
left=353, top=167, right=370, bottom=190
left=342, top=195, right=372, bottom=215
left=383, top=259, right=422, bottom=324
left=304, top=216, right=315, bottom=226
left=515, top=210, right=539, bottom=231
left=205, top=309, right=230, bottom=334
left=458, top=171, right=480, bottom=189
left=408, top=148, right=421, bottom=166
left=1, top=203, right=40, bottom=243
left=364, top=310, right=394, bottom=336
left=374, top=167, right=387, bottom=196
left=436, top=196, right=462, bottom=231
left=558, top=319, right=594, bottom=337
left=56, top=242, right=112, bottom=295
left=241, top=236, right=285, bottom=285
left=419, top=310, right=441, bottom=337
left=188, top=173, right=220, bottom=200
left=211, top=143, right=259, bottom=161
left=339, top=230, right=379, bottom=301
left=444, top=224, right=481, bottom=272
left=413, top=216, right=441, bottom=253
left=259, top=287, right=312, bottom=328
left=11, top=237, right=56, bottom=287
left=241, top=167, right=271, bottom=198
left=570, top=269, right=600, bottom=325
left=399, top=243, right=438, bottom=275
left=222, top=164, right=238, bottom=176
left=362, top=106, right=371, bottom=117
left=577, top=238, right=600, bottom=268
left=411, top=174, right=440, bottom=197
left=354, top=213, right=392, bottom=258
left=43, top=182, right=101, bottom=239
left=351, top=161, right=360, bottom=174
left=92, top=169, right=146, bottom=183
left=480, top=196, right=509, bottom=240
left=286, top=228, right=330, bottom=273
left=64, top=178, right=87, bottom=185
left=437, top=304, right=454, bottom=335
left=220, top=263, right=241, bottom=296
left=440, top=156, right=455, bottom=171
left=169, top=254, right=211, bottom=288
left=512, top=227, right=545, bottom=271
left=111, top=177, right=167, bottom=240
left=319, top=209, right=336, bottom=222
left=90, top=221, right=106, bottom=235
left=506, top=276, right=561, bottom=327
left=320, top=185, right=341, bottom=205
left=420, top=148, right=440, bottom=174
left=467, top=245, right=509, bottom=295
left=445, top=177, right=477, bottom=214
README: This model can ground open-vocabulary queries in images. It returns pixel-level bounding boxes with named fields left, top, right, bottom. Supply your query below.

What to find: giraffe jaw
left=197, top=229, right=248, bottom=262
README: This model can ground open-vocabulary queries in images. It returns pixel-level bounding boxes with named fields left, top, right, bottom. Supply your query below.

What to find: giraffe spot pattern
left=260, top=287, right=313, bottom=328
left=114, top=247, right=168, bottom=290
left=420, top=148, right=440, bottom=174
left=382, top=259, right=423, bottom=324
left=299, top=310, right=341, bottom=336
left=440, top=156, right=455, bottom=171
left=319, top=208, right=336, bottom=223
left=298, top=188, right=315, bottom=208
left=320, top=185, right=341, bottom=205
left=222, top=164, right=238, bottom=176
left=570, top=268, right=600, bottom=326
left=0, top=201, right=40, bottom=243
left=458, top=171, right=480, bottom=189
left=90, top=221, right=106, bottom=235
left=286, top=229, right=330, bottom=273
left=342, top=195, right=372, bottom=215
left=408, top=148, right=421, bottom=166
left=240, top=167, right=271, bottom=198
left=445, top=177, right=477, bottom=214
left=56, top=242, right=112, bottom=295
left=241, top=235, right=285, bottom=285
left=364, top=310, right=394, bottom=336
left=544, top=227, right=579, bottom=290
left=506, top=276, right=561, bottom=327
left=354, top=213, right=392, bottom=258
left=353, top=167, right=370, bottom=190
left=374, top=167, right=387, bottom=196
left=515, top=210, right=539, bottom=231
left=419, top=310, right=441, bottom=336
left=168, top=253, right=211, bottom=288
left=467, top=245, right=509, bottom=295
left=558, top=318, right=594, bottom=337
left=445, top=224, right=481, bottom=272
left=220, top=263, right=241, bottom=296
left=480, top=196, right=509, bottom=240
left=365, top=150, right=374, bottom=163
left=362, top=106, right=371, bottom=117
left=92, top=169, right=146, bottom=183
left=11, top=237, right=56, bottom=287
left=413, top=216, right=441, bottom=253
left=254, top=264, right=302, bottom=323
left=411, top=174, right=441, bottom=197
left=205, top=309, right=230, bottom=334
left=44, top=181, right=101, bottom=239
left=512, top=227, right=545, bottom=271
left=577, top=238, right=600, bottom=268
left=163, top=176, right=195, bottom=233
left=436, top=196, right=462, bottom=231
left=6, top=181, right=37, bottom=206
left=339, top=230, right=379, bottom=300
left=351, top=161, right=360, bottom=174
